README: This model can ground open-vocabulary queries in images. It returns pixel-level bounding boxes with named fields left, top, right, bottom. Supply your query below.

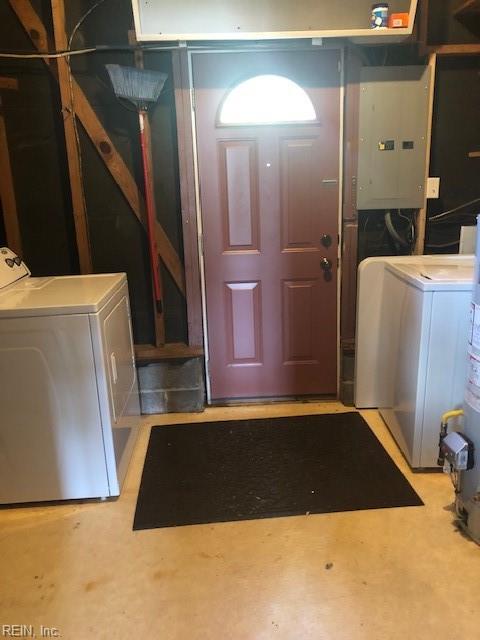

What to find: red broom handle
left=138, top=110, right=162, bottom=307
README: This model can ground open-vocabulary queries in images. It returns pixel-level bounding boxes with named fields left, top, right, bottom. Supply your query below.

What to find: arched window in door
left=218, top=74, right=317, bottom=125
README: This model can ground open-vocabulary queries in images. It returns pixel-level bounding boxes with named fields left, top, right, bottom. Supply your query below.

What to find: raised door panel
left=282, top=279, right=318, bottom=364
left=219, top=140, right=259, bottom=252
left=225, top=281, right=262, bottom=365
left=280, top=138, right=319, bottom=252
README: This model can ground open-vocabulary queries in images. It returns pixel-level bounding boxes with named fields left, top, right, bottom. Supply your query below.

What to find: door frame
left=187, top=45, right=345, bottom=403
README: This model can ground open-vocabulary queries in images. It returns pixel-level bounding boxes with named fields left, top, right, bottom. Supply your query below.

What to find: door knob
left=321, top=234, right=332, bottom=248
left=320, top=257, right=332, bottom=271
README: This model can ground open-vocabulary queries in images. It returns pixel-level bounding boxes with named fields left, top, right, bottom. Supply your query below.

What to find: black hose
left=437, top=422, right=448, bottom=467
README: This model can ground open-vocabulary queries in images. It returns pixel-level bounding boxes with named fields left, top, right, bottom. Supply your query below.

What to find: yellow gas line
left=441, top=409, right=464, bottom=424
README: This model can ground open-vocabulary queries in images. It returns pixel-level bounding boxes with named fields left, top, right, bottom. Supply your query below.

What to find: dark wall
left=0, top=1, right=78, bottom=275
left=0, top=0, right=187, bottom=344
left=428, top=0, right=480, bottom=45
left=70, top=0, right=155, bottom=344
left=427, top=56, right=480, bottom=251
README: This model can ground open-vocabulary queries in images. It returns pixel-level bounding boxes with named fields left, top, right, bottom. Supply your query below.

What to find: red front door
left=193, top=50, right=341, bottom=400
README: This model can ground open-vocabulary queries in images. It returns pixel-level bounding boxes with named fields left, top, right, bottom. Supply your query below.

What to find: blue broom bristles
left=106, top=64, right=167, bottom=107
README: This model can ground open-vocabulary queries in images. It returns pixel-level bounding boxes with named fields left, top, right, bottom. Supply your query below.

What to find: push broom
left=105, top=64, right=168, bottom=324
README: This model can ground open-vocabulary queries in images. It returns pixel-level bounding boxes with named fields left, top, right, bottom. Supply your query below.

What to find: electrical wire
left=432, top=216, right=477, bottom=227
left=361, top=211, right=416, bottom=257
left=0, top=36, right=331, bottom=60
left=398, top=209, right=416, bottom=250
left=0, top=38, right=306, bottom=60
left=63, top=0, right=106, bottom=257
left=361, top=217, right=389, bottom=258
left=0, top=45, right=188, bottom=59
left=429, top=196, right=480, bottom=222
left=397, top=210, right=411, bottom=225
left=364, top=214, right=371, bottom=234
left=425, top=240, right=460, bottom=248
left=0, top=48, right=97, bottom=59
left=69, top=0, right=108, bottom=51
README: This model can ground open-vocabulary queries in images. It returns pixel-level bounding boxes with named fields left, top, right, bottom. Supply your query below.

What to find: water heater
left=440, top=217, right=480, bottom=543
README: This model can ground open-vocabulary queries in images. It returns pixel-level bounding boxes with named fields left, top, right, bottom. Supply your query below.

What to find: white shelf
left=132, top=0, right=417, bottom=43
left=134, top=28, right=413, bottom=43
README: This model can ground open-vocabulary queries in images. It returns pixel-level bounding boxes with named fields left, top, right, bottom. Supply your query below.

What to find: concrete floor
left=1, top=402, right=479, bottom=640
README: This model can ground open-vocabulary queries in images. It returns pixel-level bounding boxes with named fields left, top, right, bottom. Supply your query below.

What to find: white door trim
left=187, top=46, right=345, bottom=403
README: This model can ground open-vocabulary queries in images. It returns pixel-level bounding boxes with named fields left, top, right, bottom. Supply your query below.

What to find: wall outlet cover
left=427, top=177, right=440, bottom=199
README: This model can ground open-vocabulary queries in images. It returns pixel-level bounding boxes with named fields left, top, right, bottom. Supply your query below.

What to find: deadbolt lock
left=320, top=257, right=332, bottom=271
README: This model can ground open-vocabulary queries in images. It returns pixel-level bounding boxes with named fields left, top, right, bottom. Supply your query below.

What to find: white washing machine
left=355, top=255, right=474, bottom=468
left=0, top=247, right=140, bottom=504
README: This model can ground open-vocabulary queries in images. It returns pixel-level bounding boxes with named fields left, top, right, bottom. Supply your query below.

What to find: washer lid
left=0, top=273, right=126, bottom=317
left=419, top=265, right=473, bottom=282
left=387, top=262, right=474, bottom=291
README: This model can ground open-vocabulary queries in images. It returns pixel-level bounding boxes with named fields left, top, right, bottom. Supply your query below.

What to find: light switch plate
left=427, top=177, right=440, bottom=199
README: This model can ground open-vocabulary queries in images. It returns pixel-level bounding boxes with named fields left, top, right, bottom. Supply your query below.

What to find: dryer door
left=90, top=282, right=140, bottom=496
left=104, top=293, right=137, bottom=423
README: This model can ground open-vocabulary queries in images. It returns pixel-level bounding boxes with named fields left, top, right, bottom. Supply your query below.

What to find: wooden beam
left=468, top=151, right=480, bottom=158
left=418, top=0, right=429, bottom=56
left=8, top=0, right=185, bottom=295
left=414, top=53, right=436, bottom=255
left=341, top=223, right=359, bottom=343
left=427, top=43, right=480, bottom=55
left=72, top=84, right=143, bottom=223
left=73, top=98, right=184, bottom=293
left=342, top=47, right=360, bottom=224
left=454, top=0, right=480, bottom=17
left=172, top=49, right=203, bottom=346
left=8, top=1, right=50, bottom=56
left=135, top=342, right=204, bottom=364
left=340, top=47, right=361, bottom=344
left=154, top=217, right=185, bottom=292
left=50, top=0, right=92, bottom=273
left=73, top=84, right=185, bottom=294
left=143, top=115, right=166, bottom=345
left=0, top=78, right=19, bottom=91
left=0, top=98, right=22, bottom=255
left=418, top=0, right=480, bottom=57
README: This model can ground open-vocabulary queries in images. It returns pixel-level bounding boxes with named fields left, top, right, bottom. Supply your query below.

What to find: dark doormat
left=133, top=412, right=423, bottom=530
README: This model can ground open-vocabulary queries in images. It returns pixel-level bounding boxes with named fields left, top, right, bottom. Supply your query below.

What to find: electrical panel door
left=357, top=65, right=431, bottom=210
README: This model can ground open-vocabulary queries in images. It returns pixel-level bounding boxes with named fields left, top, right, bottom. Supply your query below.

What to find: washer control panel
left=0, top=247, right=30, bottom=290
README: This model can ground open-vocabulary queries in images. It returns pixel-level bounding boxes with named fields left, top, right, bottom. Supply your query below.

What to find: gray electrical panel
left=357, top=65, right=431, bottom=210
